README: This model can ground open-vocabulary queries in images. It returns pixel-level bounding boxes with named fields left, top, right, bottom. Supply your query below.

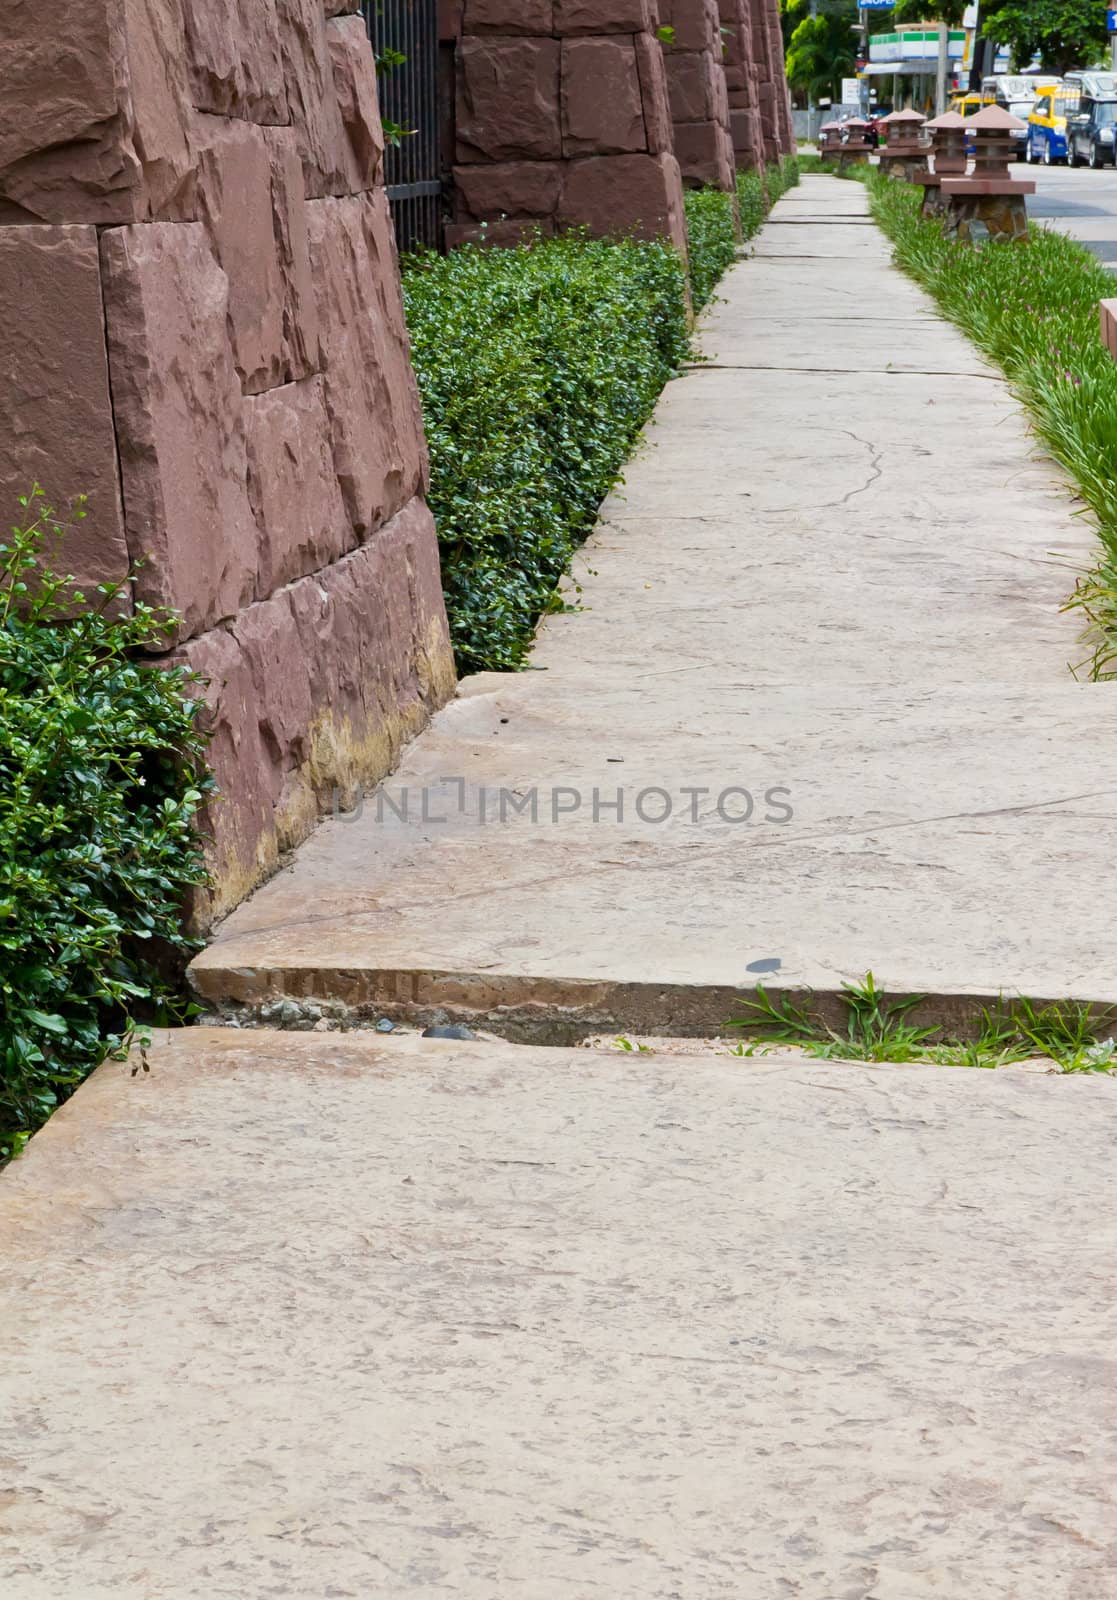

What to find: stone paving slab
left=190, top=676, right=1117, bottom=1031
left=196, top=176, right=1110, bottom=1029
left=2, top=1028, right=1115, bottom=1598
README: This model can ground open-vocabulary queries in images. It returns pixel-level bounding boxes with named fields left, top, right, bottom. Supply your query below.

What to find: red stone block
left=635, top=32, right=675, bottom=156
left=327, top=14, right=386, bottom=191
left=0, top=0, right=196, bottom=224
left=560, top=151, right=688, bottom=254
left=194, top=120, right=319, bottom=392
left=1100, top=298, right=1117, bottom=361
left=456, top=37, right=562, bottom=163
left=0, top=225, right=130, bottom=600
left=183, top=0, right=289, bottom=123
left=562, top=39, right=647, bottom=157
left=276, top=0, right=351, bottom=197
left=658, top=0, right=720, bottom=51
left=178, top=497, right=454, bottom=920
left=263, top=127, right=323, bottom=382
left=324, top=0, right=362, bottom=12
left=463, top=0, right=554, bottom=31
left=195, top=116, right=289, bottom=394
left=439, top=0, right=465, bottom=39
left=454, top=161, right=564, bottom=219
left=666, top=50, right=720, bottom=124
left=100, top=222, right=258, bottom=645
left=553, top=0, right=655, bottom=33
left=307, top=192, right=427, bottom=539
left=244, top=376, right=353, bottom=597
left=673, top=120, right=734, bottom=189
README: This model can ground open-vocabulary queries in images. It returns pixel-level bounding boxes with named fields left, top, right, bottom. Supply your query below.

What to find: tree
left=980, top=0, right=1109, bottom=74
left=782, top=0, right=858, bottom=104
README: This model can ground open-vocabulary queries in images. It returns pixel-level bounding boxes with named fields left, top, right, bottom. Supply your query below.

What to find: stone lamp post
left=818, top=120, right=841, bottom=155
left=940, top=104, right=1034, bottom=243
left=878, top=108, right=927, bottom=180
left=837, top=118, right=871, bottom=171
left=914, top=109, right=967, bottom=217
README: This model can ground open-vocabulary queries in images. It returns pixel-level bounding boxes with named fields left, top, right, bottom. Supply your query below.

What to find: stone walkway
left=4, top=178, right=1117, bottom=1599
left=193, top=174, right=1117, bottom=1033
left=4, top=1029, right=1117, bottom=1598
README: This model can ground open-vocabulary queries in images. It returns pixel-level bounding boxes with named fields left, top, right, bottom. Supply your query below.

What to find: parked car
left=1067, top=97, right=1117, bottom=166
left=1024, top=86, right=1079, bottom=163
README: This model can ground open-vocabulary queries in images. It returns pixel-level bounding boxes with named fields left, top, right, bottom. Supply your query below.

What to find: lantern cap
left=968, top=103, right=1028, bottom=132
left=880, top=108, right=926, bottom=124
left=842, top=117, right=869, bottom=127
left=925, top=110, right=966, bottom=129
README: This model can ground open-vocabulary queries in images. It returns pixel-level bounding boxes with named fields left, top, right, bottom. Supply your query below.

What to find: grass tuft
left=729, top=972, right=1117, bottom=1071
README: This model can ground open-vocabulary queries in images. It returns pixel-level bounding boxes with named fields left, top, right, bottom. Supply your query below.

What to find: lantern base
left=881, top=151, right=929, bottom=181
left=944, top=190, right=1030, bottom=244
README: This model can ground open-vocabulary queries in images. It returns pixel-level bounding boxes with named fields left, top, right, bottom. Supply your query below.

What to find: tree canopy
left=781, top=0, right=857, bottom=103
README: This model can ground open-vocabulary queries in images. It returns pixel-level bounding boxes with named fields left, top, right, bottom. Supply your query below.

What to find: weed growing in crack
left=728, top=973, right=1117, bottom=1072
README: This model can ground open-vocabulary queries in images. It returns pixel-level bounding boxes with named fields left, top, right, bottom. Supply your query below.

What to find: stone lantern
left=914, top=109, right=967, bottom=216
left=837, top=118, right=871, bottom=171
left=878, top=108, right=927, bottom=180
left=940, top=103, right=1034, bottom=243
left=818, top=120, right=841, bottom=155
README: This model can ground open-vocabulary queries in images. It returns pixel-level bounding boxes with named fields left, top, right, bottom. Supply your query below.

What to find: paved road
left=1027, top=160, right=1117, bottom=266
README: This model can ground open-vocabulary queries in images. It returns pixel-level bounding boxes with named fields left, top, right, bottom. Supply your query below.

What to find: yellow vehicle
left=1025, top=84, right=1080, bottom=164
left=949, top=93, right=984, bottom=120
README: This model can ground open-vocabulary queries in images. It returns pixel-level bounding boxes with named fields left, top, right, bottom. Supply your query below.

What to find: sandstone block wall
left=442, top=0, right=689, bottom=254
left=658, top=0, right=735, bottom=191
left=0, top=0, right=456, bottom=923
left=719, top=0, right=792, bottom=169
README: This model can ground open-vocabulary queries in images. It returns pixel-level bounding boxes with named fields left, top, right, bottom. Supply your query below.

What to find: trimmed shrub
left=403, top=233, right=689, bottom=674
left=684, top=187, right=738, bottom=310
left=0, top=491, right=212, bottom=1158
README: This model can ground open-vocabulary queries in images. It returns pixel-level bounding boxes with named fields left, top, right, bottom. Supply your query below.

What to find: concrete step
left=3, top=1026, right=1114, bottom=1597
left=190, top=675, right=1117, bottom=1038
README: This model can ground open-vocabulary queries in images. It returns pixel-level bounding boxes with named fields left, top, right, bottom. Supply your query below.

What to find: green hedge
left=403, top=234, right=689, bottom=674
left=685, top=187, right=738, bottom=310
left=405, top=158, right=800, bottom=677
left=0, top=492, right=212, bottom=1158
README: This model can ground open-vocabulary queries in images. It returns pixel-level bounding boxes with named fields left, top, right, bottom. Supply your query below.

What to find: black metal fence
left=361, top=0, right=442, bottom=253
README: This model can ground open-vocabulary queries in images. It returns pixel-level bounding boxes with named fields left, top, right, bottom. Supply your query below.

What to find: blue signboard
left=1108, top=7, right=1117, bottom=31
left=861, top=1, right=895, bottom=8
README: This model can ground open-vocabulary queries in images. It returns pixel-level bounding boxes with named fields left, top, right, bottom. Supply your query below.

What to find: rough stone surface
left=456, top=37, right=562, bottom=163
left=244, top=376, right=352, bottom=596
left=183, top=0, right=289, bottom=123
left=326, top=13, right=385, bottom=191
left=0, top=0, right=197, bottom=224
left=176, top=498, right=454, bottom=919
left=561, top=38, right=647, bottom=156
left=100, top=222, right=258, bottom=644
left=634, top=30, right=676, bottom=157
left=3, top=1026, right=1117, bottom=1597
left=661, top=0, right=735, bottom=190
left=0, top=226, right=130, bottom=597
left=195, top=115, right=290, bottom=392
left=553, top=0, right=655, bottom=33
left=276, top=0, right=351, bottom=196
left=307, top=191, right=427, bottom=539
left=560, top=151, right=689, bottom=253
left=454, top=160, right=564, bottom=218
left=195, top=180, right=1114, bottom=1023
left=463, top=0, right=554, bottom=31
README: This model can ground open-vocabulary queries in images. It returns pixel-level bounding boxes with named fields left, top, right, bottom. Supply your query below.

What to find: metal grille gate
left=361, top=0, right=442, bottom=253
